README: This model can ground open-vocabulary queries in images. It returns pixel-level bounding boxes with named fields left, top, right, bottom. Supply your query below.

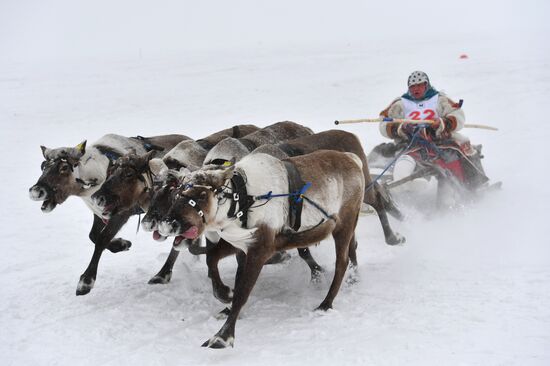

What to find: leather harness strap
left=95, top=145, right=122, bottom=162
left=225, top=162, right=306, bottom=231
left=282, top=160, right=305, bottom=231
left=226, top=171, right=255, bottom=228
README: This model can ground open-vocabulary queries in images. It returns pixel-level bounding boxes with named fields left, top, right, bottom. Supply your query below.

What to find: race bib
left=401, top=94, right=439, bottom=121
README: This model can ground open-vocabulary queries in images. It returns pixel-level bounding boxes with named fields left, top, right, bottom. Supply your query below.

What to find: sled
left=367, top=141, right=501, bottom=206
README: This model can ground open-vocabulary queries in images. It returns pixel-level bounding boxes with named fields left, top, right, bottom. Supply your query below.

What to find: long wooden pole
left=334, top=118, right=498, bottom=131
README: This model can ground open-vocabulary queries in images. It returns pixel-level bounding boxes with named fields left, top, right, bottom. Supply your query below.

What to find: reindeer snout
left=158, top=219, right=180, bottom=236
left=29, top=185, right=48, bottom=201
left=141, top=217, right=157, bottom=232
left=92, top=193, right=107, bottom=209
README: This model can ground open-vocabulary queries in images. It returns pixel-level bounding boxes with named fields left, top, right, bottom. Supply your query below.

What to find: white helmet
left=407, top=71, right=430, bottom=87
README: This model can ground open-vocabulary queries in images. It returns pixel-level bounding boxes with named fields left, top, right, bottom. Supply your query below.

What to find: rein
left=190, top=171, right=335, bottom=229
left=365, top=125, right=427, bottom=193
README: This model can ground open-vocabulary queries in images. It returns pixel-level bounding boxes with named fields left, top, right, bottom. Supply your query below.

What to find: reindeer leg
left=203, top=245, right=272, bottom=349
left=77, top=213, right=130, bottom=295
left=345, top=234, right=359, bottom=285
left=106, top=237, right=132, bottom=253
left=89, top=215, right=130, bottom=253
left=148, top=248, right=180, bottom=284
left=316, top=226, right=353, bottom=311
left=207, top=238, right=239, bottom=304
left=369, top=185, right=405, bottom=245
left=297, top=247, right=324, bottom=282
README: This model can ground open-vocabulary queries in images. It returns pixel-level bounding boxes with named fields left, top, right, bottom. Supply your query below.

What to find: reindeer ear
left=75, top=140, right=87, bottom=157
left=40, top=145, right=49, bottom=159
left=222, top=164, right=235, bottom=179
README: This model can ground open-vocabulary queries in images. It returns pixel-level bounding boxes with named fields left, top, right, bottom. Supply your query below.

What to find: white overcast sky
left=1, top=0, right=548, bottom=62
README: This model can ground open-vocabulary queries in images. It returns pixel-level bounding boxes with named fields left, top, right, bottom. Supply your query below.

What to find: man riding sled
left=378, top=71, right=489, bottom=201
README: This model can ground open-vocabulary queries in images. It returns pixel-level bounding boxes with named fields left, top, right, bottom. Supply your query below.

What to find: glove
left=430, top=117, right=446, bottom=137
left=397, top=122, right=416, bottom=139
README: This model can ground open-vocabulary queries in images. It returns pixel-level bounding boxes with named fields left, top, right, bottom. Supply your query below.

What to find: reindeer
left=143, top=128, right=403, bottom=303
left=253, top=129, right=404, bottom=244
left=143, top=121, right=313, bottom=238
left=88, top=125, right=258, bottom=287
left=159, top=150, right=365, bottom=348
left=92, top=122, right=321, bottom=302
left=28, top=133, right=188, bottom=295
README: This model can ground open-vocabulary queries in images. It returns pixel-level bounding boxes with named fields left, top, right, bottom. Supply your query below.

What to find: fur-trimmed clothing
left=379, top=91, right=465, bottom=142
left=378, top=91, right=488, bottom=189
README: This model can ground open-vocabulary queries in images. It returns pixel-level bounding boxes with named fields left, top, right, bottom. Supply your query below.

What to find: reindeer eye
left=198, top=191, right=208, bottom=201
left=125, top=171, right=134, bottom=178
left=59, top=163, right=70, bottom=173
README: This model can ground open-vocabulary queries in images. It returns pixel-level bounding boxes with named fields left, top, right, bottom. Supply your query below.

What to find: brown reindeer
left=253, top=129, right=404, bottom=244
left=29, top=134, right=189, bottom=295
left=159, top=150, right=365, bottom=348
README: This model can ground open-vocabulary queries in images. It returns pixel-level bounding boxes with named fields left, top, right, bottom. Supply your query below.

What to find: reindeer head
left=29, top=141, right=87, bottom=212
left=158, top=163, right=234, bottom=247
left=91, top=151, right=155, bottom=220
left=141, top=160, right=188, bottom=242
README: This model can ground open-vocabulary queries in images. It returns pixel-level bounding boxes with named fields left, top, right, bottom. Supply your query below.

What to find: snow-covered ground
left=1, top=1, right=549, bottom=365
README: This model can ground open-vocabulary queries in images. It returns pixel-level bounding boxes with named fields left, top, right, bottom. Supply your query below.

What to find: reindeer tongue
left=153, top=230, right=167, bottom=242
left=181, top=226, right=199, bottom=239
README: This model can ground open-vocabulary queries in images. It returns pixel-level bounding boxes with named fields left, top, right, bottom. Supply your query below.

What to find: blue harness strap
left=365, top=127, right=424, bottom=193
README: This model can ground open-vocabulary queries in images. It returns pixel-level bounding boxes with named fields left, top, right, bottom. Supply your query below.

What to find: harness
left=283, top=160, right=305, bottom=231
left=215, top=166, right=334, bottom=230
left=95, top=145, right=123, bottom=162
left=176, top=161, right=335, bottom=231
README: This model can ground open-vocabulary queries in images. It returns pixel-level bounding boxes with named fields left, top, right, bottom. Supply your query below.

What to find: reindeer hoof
left=201, top=335, right=234, bottom=348
left=345, top=265, right=359, bottom=285
left=148, top=271, right=172, bottom=284
left=310, top=269, right=324, bottom=284
left=76, top=277, right=95, bottom=296
left=107, top=238, right=132, bottom=253
left=386, top=232, right=405, bottom=246
left=315, top=302, right=332, bottom=312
